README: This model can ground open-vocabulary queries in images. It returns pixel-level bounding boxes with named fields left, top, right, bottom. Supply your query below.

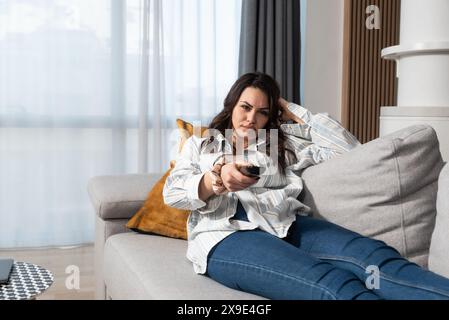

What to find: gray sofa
left=88, top=124, right=449, bottom=300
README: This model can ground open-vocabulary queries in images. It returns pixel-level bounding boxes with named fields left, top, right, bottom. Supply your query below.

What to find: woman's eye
left=241, top=105, right=251, bottom=111
left=261, top=111, right=269, bottom=116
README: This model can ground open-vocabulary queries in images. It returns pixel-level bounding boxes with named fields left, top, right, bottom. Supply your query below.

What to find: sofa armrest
left=89, top=173, right=164, bottom=299
left=88, top=173, right=164, bottom=220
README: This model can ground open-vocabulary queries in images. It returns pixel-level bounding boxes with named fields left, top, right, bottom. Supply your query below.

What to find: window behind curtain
left=0, top=0, right=241, bottom=248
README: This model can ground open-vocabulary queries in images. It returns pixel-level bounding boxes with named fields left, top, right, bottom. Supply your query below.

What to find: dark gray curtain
left=239, top=0, right=301, bottom=104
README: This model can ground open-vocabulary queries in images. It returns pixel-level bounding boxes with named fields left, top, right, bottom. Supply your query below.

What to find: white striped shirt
left=163, top=103, right=361, bottom=274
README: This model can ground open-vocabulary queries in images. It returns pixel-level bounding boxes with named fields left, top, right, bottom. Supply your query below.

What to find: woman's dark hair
left=205, top=72, right=293, bottom=174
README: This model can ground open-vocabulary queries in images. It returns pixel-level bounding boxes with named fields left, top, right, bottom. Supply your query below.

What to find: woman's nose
left=247, top=110, right=257, bottom=123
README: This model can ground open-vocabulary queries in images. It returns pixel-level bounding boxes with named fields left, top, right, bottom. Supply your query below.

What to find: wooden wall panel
left=342, top=0, right=400, bottom=143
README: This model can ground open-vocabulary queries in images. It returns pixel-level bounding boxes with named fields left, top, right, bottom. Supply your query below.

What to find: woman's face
left=231, top=87, right=270, bottom=138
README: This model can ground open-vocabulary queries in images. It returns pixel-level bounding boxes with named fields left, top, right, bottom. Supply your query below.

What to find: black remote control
left=240, top=165, right=262, bottom=177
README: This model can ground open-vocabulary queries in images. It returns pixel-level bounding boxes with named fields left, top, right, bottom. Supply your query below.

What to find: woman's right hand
left=220, top=163, right=259, bottom=192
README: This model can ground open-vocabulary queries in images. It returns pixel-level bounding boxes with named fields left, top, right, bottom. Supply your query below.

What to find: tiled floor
left=0, top=244, right=95, bottom=300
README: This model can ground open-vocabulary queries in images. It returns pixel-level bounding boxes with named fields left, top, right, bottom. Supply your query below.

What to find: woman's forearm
left=289, top=112, right=305, bottom=125
left=199, top=172, right=216, bottom=202
left=286, top=102, right=361, bottom=152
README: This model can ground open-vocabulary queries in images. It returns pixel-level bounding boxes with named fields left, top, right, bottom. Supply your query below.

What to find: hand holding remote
left=220, top=163, right=259, bottom=192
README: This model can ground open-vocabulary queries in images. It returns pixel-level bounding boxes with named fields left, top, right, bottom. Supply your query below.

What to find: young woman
left=163, top=72, right=449, bottom=300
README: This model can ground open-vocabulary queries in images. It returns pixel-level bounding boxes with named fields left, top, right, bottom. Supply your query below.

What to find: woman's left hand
left=278, top=98, right=291, bottom=122
left=278, top=97, right=305, bottom=124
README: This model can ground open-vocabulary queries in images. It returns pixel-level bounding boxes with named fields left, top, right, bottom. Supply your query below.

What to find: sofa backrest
left=300, top=124, right=444, bottom=268
left=429, top=163, right=449, bottom=277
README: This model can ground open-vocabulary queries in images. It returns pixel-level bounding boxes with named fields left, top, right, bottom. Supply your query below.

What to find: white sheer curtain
left=0, top=0, right=241, bottom=248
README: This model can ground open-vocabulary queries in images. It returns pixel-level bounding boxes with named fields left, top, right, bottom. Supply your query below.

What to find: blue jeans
left=206, top=201, right=449, bottom=300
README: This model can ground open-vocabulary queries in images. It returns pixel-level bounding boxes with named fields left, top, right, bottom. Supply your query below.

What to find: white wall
left=304, top=0, right=345, bottom=121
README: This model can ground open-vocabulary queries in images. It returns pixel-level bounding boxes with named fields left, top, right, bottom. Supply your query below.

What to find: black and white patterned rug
left=0, top=262, right=53, bottom=300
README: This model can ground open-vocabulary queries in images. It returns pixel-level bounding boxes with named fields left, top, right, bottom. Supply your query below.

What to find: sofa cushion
left=300, top=125, right=444, bottom=267
left=103, top=232, right=266, bottom=300
left=429, top=163, right=449, bottom=277
left=126, top=119, right=209, bottom=240
left=126, top=170, right=190, bottom=240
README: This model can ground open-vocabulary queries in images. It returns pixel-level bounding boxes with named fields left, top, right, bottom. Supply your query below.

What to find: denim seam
left=315, top=254, right=449, bottom=298
left=208, top=257, right=338, bottom=300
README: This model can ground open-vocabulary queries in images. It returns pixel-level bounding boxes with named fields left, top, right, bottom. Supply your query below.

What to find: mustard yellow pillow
left=126, top=119, right=208, bottom=240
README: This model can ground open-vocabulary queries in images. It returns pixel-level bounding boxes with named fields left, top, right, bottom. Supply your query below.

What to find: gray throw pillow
left=429, top=163, right=449, bottom=277
left=300, top=124, right=444, bottom=268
